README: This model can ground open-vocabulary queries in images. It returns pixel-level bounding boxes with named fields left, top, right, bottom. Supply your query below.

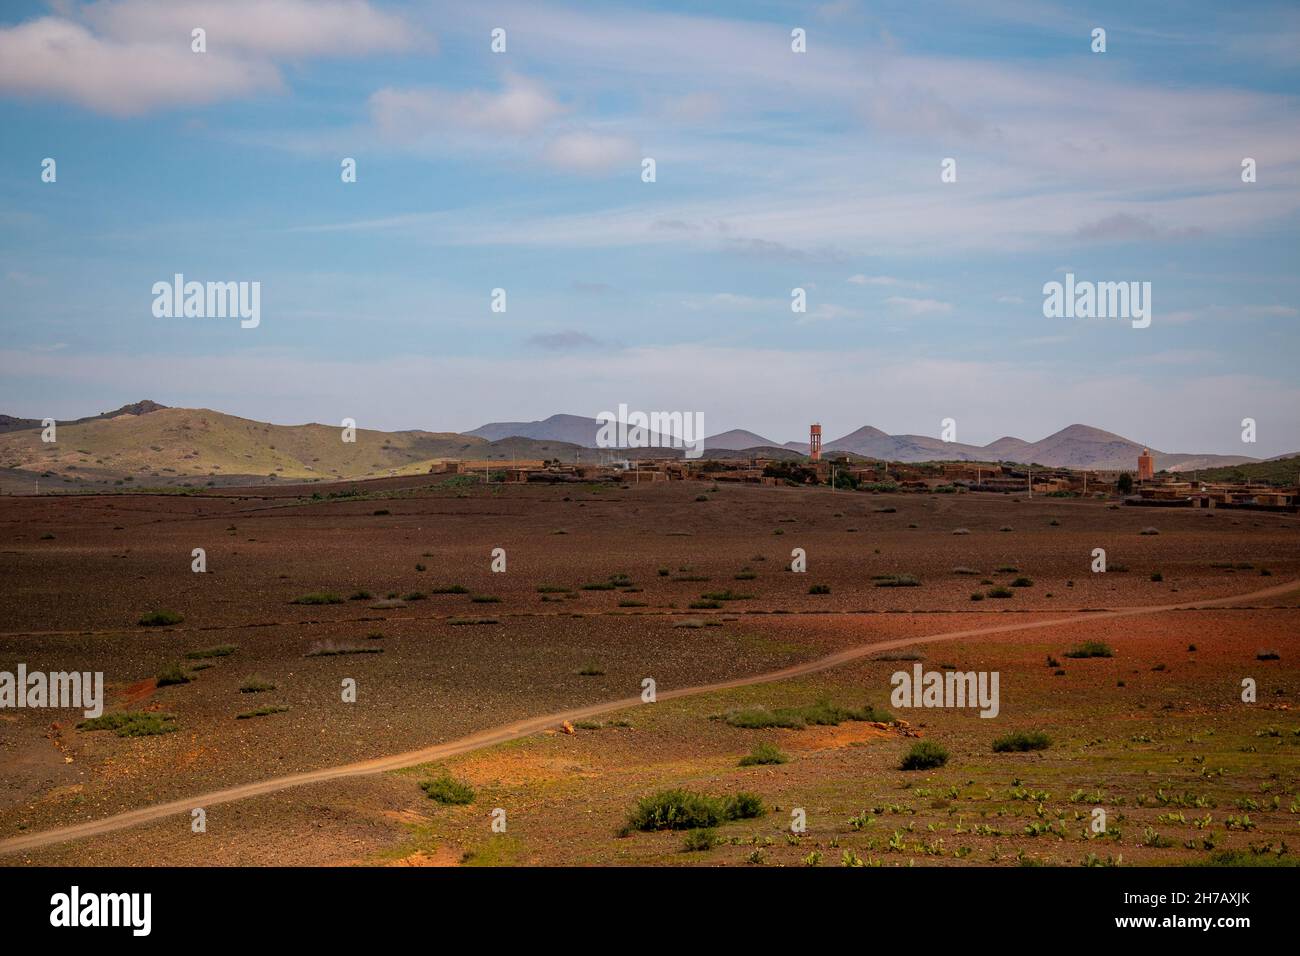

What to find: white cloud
left=82, top=0, right=421, bottom=57
left=541, top=130, right=639, bottom=173
left=369, top=75, right=564, bottom=138
left=0, top=17, right=280, bottom=116
left=886, top=296, right=952, bottom=316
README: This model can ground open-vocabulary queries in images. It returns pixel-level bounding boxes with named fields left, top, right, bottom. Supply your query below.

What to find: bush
left=78, top=711, right=177, bottom=737
left=970, top=592, right=985, bottom=601
left=422, top=773, right=475, bottom=805
left=1010, top=577, right=1033, bottom=588
left=348, top=590, right=372, bottom=601
left=627, top=789, right=766, bottom=832
left=808, top=584, right=831, bottom=595
left=155, top=664, right=191, bottom=687
left=992, top=731, right=1052, bottom=753
left=723, top=699, right=891, bottom=730
left=627, top=789, right=725, bottom=831
left=185, top=644, right=235, bottom=660
left=874, top=575, right=920, bottom=588
left=291, top=593, right=343, bottom=605
left=138, top=609, right=184, bottom=627
left=739, top=742, right=788, bottom=766
left=1065, top=640, right=1114, bottom=659
left=899, top=741, right=949, bottom=771
left=431, top=584, right=469, bottom=594
left=239, top=675, right=276, bottom=693
left=986, top=587, right=1013, bottom=598
left=681, top=829, right=718, bottom=852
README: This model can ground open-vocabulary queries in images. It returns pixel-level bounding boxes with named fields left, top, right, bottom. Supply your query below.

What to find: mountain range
left=0, top=402, right=1285, bottom=490
left=468, top=414, right=1268, bottom=473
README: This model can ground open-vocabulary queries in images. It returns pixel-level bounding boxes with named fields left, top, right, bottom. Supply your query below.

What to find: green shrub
left=431, top=584, right=469, bottom=594
left=185, top=644, right=235, bottom=660
left=739, top=742, right=789, bottom=766
left=138, top=609, right=184, bottom=627
left=1010, top=577, right=1033, bottom=588
left=239, top=675, right=276, bottom=693
left=628, top=789, right=724, bottom=831
left=992, top=731, right=1052, bottom=753
left=421, top=773, right=475, bottom=805
left=899, top=741, right=949, bottom=771
left=624, top=788, right=767, bottom=833
left=291, top=593, right=343, bottom=605
left=78, top=711, right=177, bottom=737
left=723, top=699, right=891, bottom=730
left=874, top=575, right=920, bottom=588
left=1065, top=640, right=1114, bottom=659
left=681, top=829, right=718, bottom=852
left=808, top=583, right=831, bottom=595
left=155, top=664, right=191, bottom=687
left=986, top=587, right=1013, bottom=598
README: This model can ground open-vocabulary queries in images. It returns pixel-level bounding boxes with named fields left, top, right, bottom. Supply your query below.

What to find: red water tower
left=810, top=423, right=822, bottom=461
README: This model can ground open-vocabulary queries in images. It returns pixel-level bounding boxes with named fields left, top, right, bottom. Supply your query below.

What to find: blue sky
left=1, top=0, right=1297, bottom=456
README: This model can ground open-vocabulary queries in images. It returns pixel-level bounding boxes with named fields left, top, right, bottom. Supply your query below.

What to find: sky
left=0, top=0, right=1297, bottom=456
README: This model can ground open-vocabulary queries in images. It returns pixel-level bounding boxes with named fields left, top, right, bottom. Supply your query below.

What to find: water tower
left=809, top=423, right=822, bottom=462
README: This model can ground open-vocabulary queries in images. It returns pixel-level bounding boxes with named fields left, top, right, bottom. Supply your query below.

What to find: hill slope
left=0, top=407, right=579, bottom=486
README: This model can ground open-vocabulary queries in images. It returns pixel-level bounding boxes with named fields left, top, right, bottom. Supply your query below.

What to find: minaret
left=809, top=423, right=822, bottom=462
left=1138, top=447, right=1154, bottom=482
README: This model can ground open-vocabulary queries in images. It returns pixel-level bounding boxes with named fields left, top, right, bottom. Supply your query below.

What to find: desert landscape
left=2, top=468, right=1296, bottom=867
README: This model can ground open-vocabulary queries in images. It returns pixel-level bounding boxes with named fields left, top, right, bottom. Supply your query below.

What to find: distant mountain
left=466, top=415, right=1265, bottom=471
left=704, top=428, right=780, bottom=450
left=468, top=413, right=680, bottom=449
left=466, top=413, right=604, bottom=445
left=2, top=401, right=1270, bottom=485
left=0, top=399, right=167, bottom=434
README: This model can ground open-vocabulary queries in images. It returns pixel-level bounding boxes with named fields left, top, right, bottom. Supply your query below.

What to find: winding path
left=2, top=578, right=1295, bottom=858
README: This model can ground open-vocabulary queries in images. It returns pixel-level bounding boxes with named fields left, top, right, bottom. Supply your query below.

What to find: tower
left=809, top=423, right=822, bottom=462
left=1137, top=447, right=1154, bottom=482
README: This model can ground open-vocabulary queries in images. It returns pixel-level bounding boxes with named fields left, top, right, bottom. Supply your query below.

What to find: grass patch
left=430, top=584, right=469, bottom=594
left=291, top=593, right=343, bottom=606
left=808, top=583, right=831, bottom=595
left=239, top=675, right=276, bottom=693
left=992, top=731, right=1052, bottom=753
left=986, top=587, right=1013, bottom=598
left=739, top=742, right=789, bottom=766
left=448, top=617, right=498, bottom=625
left=1065, top=640, right=1114, bottom=659
left=874, top=575, right=920, bottom=588
left=422, top=773, right=475, bottom=805
left=185, top=644, right=236, bottom=660
left=305, top=641, right=383, bottom=657
left=722, top=699, right=891, bottom=730
left=78, top=711, right=177, bottom=737
left=138, top=609, right=183, bottom=627
left=155, top=664, right=191, bottom=687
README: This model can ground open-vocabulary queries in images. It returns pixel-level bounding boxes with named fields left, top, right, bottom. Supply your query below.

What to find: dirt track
left=2, top=577, right=1295, bottom=858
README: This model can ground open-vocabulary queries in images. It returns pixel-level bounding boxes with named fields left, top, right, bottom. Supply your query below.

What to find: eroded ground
left=1, top=479, right=1296, bottom=865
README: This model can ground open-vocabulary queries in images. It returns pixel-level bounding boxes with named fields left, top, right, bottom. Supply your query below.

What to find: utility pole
left=1028, top=465, right=1032, bottom=498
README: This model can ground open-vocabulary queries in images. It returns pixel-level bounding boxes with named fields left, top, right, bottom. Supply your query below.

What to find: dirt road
left=2, top=579, right=1295, bottom=858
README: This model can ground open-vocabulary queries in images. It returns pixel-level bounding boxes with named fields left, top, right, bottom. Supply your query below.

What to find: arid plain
left=1, top=477, right=1297, bottom=866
